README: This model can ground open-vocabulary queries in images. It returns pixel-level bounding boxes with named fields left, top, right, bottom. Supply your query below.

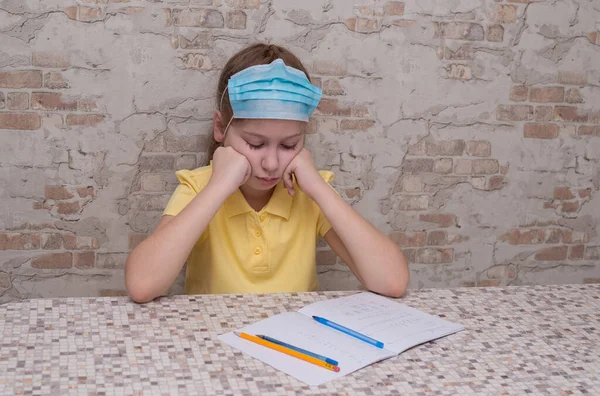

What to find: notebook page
left=218, top=311, right=395, bottom=386
left=298, top=292, right=464, bottom=355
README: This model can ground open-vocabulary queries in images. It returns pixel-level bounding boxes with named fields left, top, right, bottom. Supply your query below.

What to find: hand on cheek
left=283, top=148, right=322, bottom=198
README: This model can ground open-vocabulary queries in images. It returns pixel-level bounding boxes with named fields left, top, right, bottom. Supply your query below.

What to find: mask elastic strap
left=219, top=86, right=234, bottom=138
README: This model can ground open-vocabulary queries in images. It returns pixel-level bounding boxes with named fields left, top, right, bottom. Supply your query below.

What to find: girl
left=125, top=43, right=409, bottom=303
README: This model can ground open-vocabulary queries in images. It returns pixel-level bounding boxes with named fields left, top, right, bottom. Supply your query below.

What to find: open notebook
left=219, top=292, right=464, bottom=385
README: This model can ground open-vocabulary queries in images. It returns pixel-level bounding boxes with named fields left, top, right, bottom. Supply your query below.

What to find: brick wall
left=1, top=0, right=599, bottom=302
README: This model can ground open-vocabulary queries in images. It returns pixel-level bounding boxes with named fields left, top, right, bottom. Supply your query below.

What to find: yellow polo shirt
left=162, top=164, right=335, bottom=295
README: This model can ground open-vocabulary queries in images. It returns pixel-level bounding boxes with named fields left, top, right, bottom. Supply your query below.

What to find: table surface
left=1, top=284, right=599, bottom=395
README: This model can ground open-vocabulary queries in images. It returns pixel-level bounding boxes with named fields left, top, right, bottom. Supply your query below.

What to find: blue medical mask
left=221, top=59, right=322, bottom=123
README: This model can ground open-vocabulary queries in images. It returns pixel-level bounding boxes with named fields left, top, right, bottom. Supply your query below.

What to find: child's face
left=224, top=119, right=305, bottom=191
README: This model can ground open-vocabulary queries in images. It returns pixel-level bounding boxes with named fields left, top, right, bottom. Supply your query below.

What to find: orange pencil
left=235, top=332, right=340, bottom=372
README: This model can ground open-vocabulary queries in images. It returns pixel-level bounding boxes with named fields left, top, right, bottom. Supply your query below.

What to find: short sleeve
left=316, top=170, right=338, bottom=238
left=162, top=168, right=209, bottom=217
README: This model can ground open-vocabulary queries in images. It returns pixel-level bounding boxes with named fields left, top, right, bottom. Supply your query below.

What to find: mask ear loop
left=219, top=86, right=234, bottom=139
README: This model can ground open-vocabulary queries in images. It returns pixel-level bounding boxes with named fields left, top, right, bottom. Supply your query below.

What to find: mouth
left=256, top=176, right=279, bottom=185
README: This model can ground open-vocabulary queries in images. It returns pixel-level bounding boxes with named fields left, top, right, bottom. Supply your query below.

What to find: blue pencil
left=256, top=334, right=339, bottom=366
left=312, top=316, right=385, bottom=349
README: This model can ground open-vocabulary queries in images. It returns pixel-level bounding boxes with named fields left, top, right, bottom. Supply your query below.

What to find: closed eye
left=281, top=144, right=297, bottom=150
left=246, top=141, right=264, bottom=150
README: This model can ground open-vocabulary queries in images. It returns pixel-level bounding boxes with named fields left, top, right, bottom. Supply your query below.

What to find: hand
left=209, top=146, right=251, bottom=195
left=283, top=148, right=325, bottom=199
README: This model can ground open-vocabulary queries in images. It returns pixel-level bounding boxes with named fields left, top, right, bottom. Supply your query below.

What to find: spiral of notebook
left=219, top=292, right=464, bottom=386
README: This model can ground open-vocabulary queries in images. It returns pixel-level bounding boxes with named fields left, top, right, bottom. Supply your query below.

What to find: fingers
left=283, top=166, right=295, bottom=196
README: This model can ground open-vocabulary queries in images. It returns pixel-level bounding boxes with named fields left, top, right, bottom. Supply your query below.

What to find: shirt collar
left=224, top=180, right=293, bottom=220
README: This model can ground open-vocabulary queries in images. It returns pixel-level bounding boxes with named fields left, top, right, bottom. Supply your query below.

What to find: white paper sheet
left=298, top=292, right=464, bottom=354
left=218, top=311, right=395, bottom=386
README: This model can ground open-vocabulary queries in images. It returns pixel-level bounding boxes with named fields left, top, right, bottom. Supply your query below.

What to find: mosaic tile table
left=1, top=284, right=599, bottom=395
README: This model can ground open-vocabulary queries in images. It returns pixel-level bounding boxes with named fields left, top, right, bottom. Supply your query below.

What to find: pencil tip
left=234, top=331, right=241, bottom=337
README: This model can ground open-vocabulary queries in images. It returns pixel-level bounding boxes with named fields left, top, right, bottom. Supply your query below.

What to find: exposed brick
left=96, top=253, right=128, bottom=269
left=64, top=6, right=77, bottom=20
left=181, top=53, right=212, bottom=70
left=491, top=4, right=517, bottom=23
left=565, top=88, right=583, bottom=103
left=75, top=252, right=95, bottom=269
left=32, top=52, right=70, bottom=68
left=322, top=80, right=345, bottom=96
left=454, top=159, right=472, bottom=175
left=179, top=32, right=213, bottom=49
left=419, top=213, right=456, bottom=228
left=553, top=106, right=588, bottom=123
left=578, top=126, right=600, bottom=137
left=32, top=253, right=72, bottom=269
left=141, top=174, right=165, bottom=192
left=139, top=155, right=175, bottom=172
left=427, top=231, right=446, bottom=246
left=0, top=233, right=41, bottom=250
left=311, top=61, right=347, bottom=76
left=79, top=6, right=103, bottom=21
left=466, top=141, right=491, bottom=157
left=478, top=279, right=501, bottom=287
left=554, top=187, right=575, bottom=200
left=584, top=247, right=600, bottom=260
left=62, top=235, right=99, bottom=250
left=56, top=201, right=80, bottom=215
left=45, top=186, right=74, bottom=200
left=558, top=71, right=586, bottom=85
left=445, top=44, right=474, bottom=60
left=397, top=195, right=430, bottom=211
left=78, top=97, right=102, bottom=112
left=77, top=187, right=95, bottom=198
left=569, top=245, right=584, bottom=260
left=339, top=119, right=375, bottom=130
left=0, top=71, right=43, bottom=88
left=426, top=140, right=465, bottom=156
left=535, top=246, right=567, bottom=261
left=354, top=18, right=381, bottom=33
left=445, top=64, right=472, bottom=80
left=434, top=22, right=484, bottom=41
left=434, top=158, right=453, bottom=174
left=416, top=248, right=453, bottom=264
left=32, top=93, right=77, bottom=111
left=509, top=86, right=527, bottom=102
left=351, top=104, right=369, bottom=117
left=43, top=72, right=70, bottom=89
left=579, top=188, right=592, bottom=199
left=529, top=87, right=564, bottom=103
left=404, top=158, right=434, bottom=174
left=496, top=105, right=533, bottom=121
left=225, top=0, right=259, bottom=8
left=486, top=24, right=504, bottom=42
left=172, top=9, right=224, bottom=28
left=545, top=229, right=563, bottom=244
left=504, top=229, right=545, bottom=245
left=384, top=1, right=405, bottom=15
left=315, top=99, right=351, bottom=116
left=488, top=175, right=504, bottom=190
left=0, top=113, right=41, bottom=130
left=583, top=278, right=600, bottom=284
left=524, top=123, right=559, bottom=139
left=389, top=232, right=426, bottom=247
left=561, top=201, right=579, bottom=213
left=129, top=233, right=148, bottom=249
left=403, top=176, right=424, bottom=192
left=66, top=114, right=105, bottom=126
left=7, top=92, right=29, bottom=110
left=41, top=233, right=62, bottom=250
left=534, top=106, right=553, bottom=122
left=344, top=187, right=361, bottom=199
left=487, top=264, right=517, bottom=279
left=118, top=7, right=144, bottom=15
left=587, top=31, right=599, bottom=45
left=391, top=19, right=416, bottom=28
left=226, top=11, right=246, bottom=29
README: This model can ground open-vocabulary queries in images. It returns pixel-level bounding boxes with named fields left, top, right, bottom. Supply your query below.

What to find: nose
left=261, top=147, right=279, bottom=174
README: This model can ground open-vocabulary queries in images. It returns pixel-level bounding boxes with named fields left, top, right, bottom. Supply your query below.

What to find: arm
left=125, top=146, right=251, bottom=303
left=125, top=182, right=231, bottom=303
left=283, top=149, right=409, bottom=298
